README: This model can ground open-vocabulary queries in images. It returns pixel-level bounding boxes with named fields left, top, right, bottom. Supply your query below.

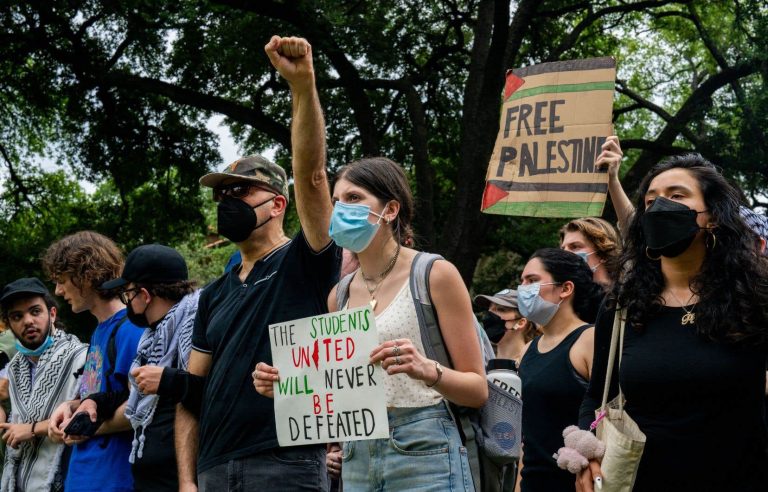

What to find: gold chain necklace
left=360, top=243, right=401, bottom=310
left=667, top=289, right=697, bottom=325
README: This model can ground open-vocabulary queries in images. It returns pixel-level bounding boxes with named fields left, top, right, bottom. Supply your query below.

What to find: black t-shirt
left=192, top=233, right=341, bottom=473
left=580, top=304, right=768, bottom=491
left=132, top=395, right=178, bottom=492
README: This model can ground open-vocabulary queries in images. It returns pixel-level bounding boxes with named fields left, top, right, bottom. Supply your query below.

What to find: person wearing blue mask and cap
left=0, top=277, right=88, bottom=491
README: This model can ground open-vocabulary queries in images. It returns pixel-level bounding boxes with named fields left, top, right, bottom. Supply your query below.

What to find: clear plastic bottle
left=486, top=359, right=522, bottom=398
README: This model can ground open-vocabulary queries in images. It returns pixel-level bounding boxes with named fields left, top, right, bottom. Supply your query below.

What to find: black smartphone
left=63, top=412, right=101, bottom=437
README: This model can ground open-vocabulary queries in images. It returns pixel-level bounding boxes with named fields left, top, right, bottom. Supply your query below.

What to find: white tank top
left=374, top=279, right=443, bottom=408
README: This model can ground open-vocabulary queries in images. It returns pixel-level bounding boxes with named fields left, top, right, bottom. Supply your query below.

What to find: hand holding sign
left=269, top=306, right=389, bottom=446
left=595, top=136, right=623, bottom=180
left=253, top=362, right=280, bottom=399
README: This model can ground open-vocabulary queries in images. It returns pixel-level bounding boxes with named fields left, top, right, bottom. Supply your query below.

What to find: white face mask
left=575, top=250, right=601, bottom=273
left=516, top=282, right=562, bottom=326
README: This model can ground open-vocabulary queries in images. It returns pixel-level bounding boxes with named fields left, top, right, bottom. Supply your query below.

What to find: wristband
left=426, top=361, right=443, bottom=388
left=31, top=421, right=37, bottom=436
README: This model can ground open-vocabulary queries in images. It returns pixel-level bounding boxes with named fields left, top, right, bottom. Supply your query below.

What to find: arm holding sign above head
left=596, top=136, right=634, bottom=234
left=369, top=261, right=488, bottom=408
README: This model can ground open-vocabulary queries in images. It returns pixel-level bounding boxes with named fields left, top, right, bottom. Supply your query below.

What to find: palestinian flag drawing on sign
left=482, top=57, right=616, bottom=217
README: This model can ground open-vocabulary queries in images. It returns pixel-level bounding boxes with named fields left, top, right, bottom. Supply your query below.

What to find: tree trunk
left=440, top=0, right=540, bottom=284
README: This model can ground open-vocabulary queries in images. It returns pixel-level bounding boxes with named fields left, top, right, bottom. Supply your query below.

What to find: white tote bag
left=593, top=307, right=646, bottom=492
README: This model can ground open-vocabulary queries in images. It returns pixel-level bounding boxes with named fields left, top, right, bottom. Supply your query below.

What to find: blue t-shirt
left=65, top=309, right=143, bottom=492
left=224, top=250, right=241, bottom=273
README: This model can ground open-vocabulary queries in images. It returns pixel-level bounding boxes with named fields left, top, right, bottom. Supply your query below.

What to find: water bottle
left=486, top=359, right=522, bottom=398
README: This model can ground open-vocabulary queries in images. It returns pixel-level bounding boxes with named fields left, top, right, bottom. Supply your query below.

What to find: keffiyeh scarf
left=1, top=330, right=87, bottom=492
left=124, top=289, right=200, bottom=463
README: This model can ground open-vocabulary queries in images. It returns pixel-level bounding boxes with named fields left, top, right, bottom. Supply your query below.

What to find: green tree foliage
left=1, top=0, right=766, bottom=302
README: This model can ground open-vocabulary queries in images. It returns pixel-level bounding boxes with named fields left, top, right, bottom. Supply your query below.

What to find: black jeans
left=198, top=445, right=328, bottom=492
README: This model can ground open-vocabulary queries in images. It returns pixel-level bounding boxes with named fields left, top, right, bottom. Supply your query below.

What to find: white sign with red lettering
left=269, top=306, right=389, bottom=446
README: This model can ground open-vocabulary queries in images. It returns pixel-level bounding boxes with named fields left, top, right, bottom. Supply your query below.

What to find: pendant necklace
left=667, top=289, right=697, bottom=325
left=360, top=243, right=401, bottom=310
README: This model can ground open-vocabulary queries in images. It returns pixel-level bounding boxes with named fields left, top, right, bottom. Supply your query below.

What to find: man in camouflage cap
left=176, top=36, right=341, bottom=491
left=199, top=154, right=290, bottom=203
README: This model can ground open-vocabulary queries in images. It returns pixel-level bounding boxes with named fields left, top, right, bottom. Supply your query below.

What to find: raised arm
left=265, top=35, right=332, bottom=252
left=596, top=136, right=634, bottom=234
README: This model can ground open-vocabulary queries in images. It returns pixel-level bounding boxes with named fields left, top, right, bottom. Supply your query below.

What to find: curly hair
left=42, top=231, right=124, bottom=300
left=530, top=248, right=605, bottom=323
left=335, top=157, right=416, bottom=247
left=559, top=217, right=621, bottom=281
left=616, top=154, right=768, bottom=345
left=136, top=280, right=197, bottom=303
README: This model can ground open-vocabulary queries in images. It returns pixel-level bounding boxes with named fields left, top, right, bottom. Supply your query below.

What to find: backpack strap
left=104, top=316, right=128, bottom=394
left=409, top=252, right=452, bottom=367
left=335, top=271, right=356, bottom=311
left=409, top=252, right=482, bottom=491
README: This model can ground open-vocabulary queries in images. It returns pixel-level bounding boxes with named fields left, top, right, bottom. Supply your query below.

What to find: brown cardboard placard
left=482, top=57, right=616, bottom=217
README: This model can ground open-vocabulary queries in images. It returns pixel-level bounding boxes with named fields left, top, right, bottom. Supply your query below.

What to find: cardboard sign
left=482, top=57, right=616, bottom=217
left=269, top=306, right=389, bottom=446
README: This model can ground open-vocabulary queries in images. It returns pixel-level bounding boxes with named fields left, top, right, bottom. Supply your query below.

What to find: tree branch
left=547, top=0, right=692, bottom=61
left=0, top=142, right=43, bottom=215
left=107, top=72, right=291, bottom=148
left=624, top=59, right=761, bottom=188
left=210, top=0, right=381, bottom=154
left=616, top=82, right=701, bottom=145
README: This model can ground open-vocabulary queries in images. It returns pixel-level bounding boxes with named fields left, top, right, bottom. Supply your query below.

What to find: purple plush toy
left=553, top=425, right=606, bottom=474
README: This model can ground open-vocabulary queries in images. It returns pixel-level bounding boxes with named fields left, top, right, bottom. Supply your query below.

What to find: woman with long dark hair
left=577, top=154, right=768, bottom=491
left=516, top=248, right=603, bottom=491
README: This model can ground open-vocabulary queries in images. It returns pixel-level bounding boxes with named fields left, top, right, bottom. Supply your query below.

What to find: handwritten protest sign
left=482, top=57, right=616, bottom=217
left=269, top=306, right=389, bottom=446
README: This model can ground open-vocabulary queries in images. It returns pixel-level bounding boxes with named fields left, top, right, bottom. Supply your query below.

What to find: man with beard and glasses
left=68, top=244, right=199, bottom=492
left=0, top=278, right=88, bottom=491
left=173, top=35, right=341, bottom=492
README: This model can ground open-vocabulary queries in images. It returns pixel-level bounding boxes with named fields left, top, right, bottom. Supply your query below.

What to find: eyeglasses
left=212, top=183, right=259, bottom=202
left=119, top=288, right=141, bottom=305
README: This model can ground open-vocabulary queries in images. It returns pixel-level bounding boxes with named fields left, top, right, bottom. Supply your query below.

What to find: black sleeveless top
left=519, top=325, right=591, bottom=492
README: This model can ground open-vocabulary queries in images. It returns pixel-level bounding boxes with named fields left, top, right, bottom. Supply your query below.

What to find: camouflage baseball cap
left=199, top=155, right=289, bottom=199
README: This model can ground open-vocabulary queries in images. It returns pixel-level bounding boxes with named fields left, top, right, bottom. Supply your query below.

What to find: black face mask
left=482, top=311, right=507, bottom=344
left=126, top=302, right=150, bottom=328
left=641, top=196, right=702, bottom=258
left=217, top=196, right=274, bottom=243
left=126, top=301, right=163, bottom=330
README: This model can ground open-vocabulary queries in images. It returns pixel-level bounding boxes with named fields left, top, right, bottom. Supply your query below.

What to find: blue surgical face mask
left=328, top=202, right=387, bottom=253
left=15, top=318, right=54, bottom=357
left=575, top=250, right=600, bottom=273
left=516, top=282, right=562, bottom=326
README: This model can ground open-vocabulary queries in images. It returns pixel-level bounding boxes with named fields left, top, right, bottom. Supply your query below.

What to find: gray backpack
left=336, top=252, right=522, bottom=491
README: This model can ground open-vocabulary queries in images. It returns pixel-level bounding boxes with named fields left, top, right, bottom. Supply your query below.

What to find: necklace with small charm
left=360, top=243, right=401, bottom=310
left=667, top=289, right=698, bottom=325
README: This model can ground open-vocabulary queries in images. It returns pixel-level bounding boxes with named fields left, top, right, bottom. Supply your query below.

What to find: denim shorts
left=198, top=445, right=328, bottom=492
left=341, top=402, right=474, bottom=492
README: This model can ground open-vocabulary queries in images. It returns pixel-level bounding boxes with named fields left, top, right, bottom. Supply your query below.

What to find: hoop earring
left=706, top=230, right=717, bottom=249
left=645, top=247, right=661, bottom=261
